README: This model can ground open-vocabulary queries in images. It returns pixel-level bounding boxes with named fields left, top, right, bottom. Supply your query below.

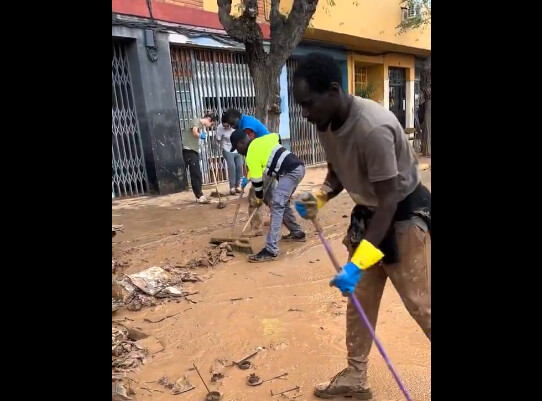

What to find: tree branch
left=269, top=0, right=318, bottom=65
left=217, top=0, right=264, bottom=45
left=270, top=0, right=286, bottom=30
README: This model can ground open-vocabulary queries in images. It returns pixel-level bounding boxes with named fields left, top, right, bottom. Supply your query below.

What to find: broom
left=209, top=208, right=257, bottom=254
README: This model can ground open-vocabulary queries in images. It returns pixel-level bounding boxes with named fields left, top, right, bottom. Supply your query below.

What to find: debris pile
left=111, top=239, right=236, bottom=312
left=157, top=243, right=235, bottom=271
left=158, top=375, right=195, bottom=395
left=200, top=243, right=236, bottom=267
left=112, top=325, right=147, bottom=372
left=113, top=266, right=206, bottom=311
left=127, top=266, right=183, bottom=297
left=112, top=297, right=124, bottom=313
left=113, top=267, right=181, bottom=311
left=112, top=380, right=135, bottom=401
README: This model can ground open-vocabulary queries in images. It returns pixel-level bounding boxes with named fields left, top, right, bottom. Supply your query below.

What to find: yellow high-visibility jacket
left=245, top=133, right=303, bottom=198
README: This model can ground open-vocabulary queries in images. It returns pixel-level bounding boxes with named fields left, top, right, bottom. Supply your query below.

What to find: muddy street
left=112, top=165, right=431, bottom=401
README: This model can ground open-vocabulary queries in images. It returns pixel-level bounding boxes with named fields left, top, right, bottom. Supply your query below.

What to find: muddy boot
left=314, top=368, right=372, bottom=399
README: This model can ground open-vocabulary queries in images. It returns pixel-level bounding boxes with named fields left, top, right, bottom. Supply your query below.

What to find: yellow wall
left=347, top=52, right=416, bottom=126
left=384, top=53, right=415, bottom=80
left=347, top=53, right=385, bottom=103
left=203, top=0, right=430, bottom=51
left=347, top=52, right=414, bottom=92
left=307, top=0, right=429, bottom=51
left=367, top=65, right=384, bottom=104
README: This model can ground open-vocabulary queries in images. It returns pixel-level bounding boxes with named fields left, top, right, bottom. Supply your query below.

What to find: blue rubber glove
left=240, top=177, right=249, bottom=188
left=330, top=262, right=363, bottom=295
left=294, top=191, right=326, bottom=220
left=294, top=199, right=308, bottom=219
left=199, top=132, right=206, bottom=140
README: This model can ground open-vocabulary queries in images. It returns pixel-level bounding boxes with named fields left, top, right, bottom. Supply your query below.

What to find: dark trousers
left=182, top=149, right=203, bottom=199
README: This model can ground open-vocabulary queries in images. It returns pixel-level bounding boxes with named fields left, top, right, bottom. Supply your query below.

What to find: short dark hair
left=229, top=128, right=248, bottom=152
left=222, top=108, right=241, bottom=124
left=203, top=113, right=217, bottom=122
left=293, top=53, right=343, bottom=93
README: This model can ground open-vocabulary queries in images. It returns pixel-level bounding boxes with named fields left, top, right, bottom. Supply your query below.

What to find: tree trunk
left=421, top=56, right=431, bottom=157
left=248, top=61, right=281, bottom=131
left=422, top=98, right=431, bottom=156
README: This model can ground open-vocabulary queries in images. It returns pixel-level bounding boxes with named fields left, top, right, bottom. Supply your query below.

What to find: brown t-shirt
left=318, top=96, right=420, bottom=207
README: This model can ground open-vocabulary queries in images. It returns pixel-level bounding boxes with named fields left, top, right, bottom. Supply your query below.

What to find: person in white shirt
left=215, top=122, right=243, bottom=195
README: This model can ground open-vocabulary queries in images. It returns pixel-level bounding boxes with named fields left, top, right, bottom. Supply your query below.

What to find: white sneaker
left=230, top=189, right=236, bottom=195
left=196, top=196, right=210, bottom=204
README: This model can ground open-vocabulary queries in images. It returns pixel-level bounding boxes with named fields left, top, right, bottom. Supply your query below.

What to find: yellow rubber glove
left=294, top=189, right=328, bottom=220
left=329, top=240, right=383, bottom=294
left=351, top=239, right=384, bottom=270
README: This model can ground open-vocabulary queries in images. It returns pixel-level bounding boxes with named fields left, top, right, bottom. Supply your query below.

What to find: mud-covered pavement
left=112, top=166, right=431, bottom=401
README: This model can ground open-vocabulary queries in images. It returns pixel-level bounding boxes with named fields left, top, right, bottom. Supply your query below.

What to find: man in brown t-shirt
left=293, top=53, right=431, bottom=399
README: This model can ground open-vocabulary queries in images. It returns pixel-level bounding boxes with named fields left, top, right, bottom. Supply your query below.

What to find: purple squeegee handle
left=312, top=219, right=413, bottom=401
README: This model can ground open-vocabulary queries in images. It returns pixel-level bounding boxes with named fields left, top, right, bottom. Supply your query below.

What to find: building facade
left=112, top=0, right=430, bottom=198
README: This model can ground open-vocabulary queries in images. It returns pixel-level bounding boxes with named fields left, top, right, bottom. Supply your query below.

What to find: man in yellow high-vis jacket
left=230, top=130, right=306, bottom=262
left=222, top=109, right=274, bottom=237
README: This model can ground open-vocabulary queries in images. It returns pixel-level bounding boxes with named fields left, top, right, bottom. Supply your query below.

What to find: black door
left=388, top=67, right=406, bottom=127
